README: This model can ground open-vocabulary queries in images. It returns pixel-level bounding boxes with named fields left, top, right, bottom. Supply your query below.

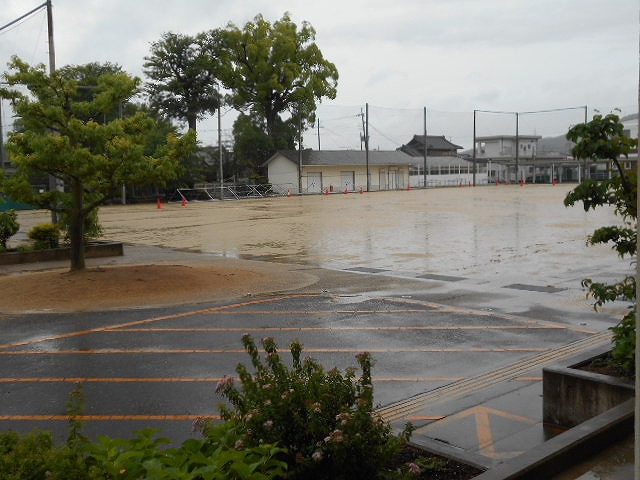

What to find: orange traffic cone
left=157, top=198, right=162, bottom=209
left=407, top=184, right=411, bottom=191
left=182, top=197, right=187, bottom=207
left=345, top=187, right=349, bottom=195
left=325, top=188, right=329, bottom=196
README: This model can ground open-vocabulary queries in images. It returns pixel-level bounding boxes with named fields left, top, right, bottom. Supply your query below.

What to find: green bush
left=59, top=208, right=103, bottom=244
left=28, top=223, right=60, bottom=249
left=86, top=424, right=287, bottom=480
left=0, top=430, right=89, bottom=480
left=0, top=383, right=287, bottom=480
left=215, top=334, right=405, bottom=479
left=0, top=209, right=19, bottom=248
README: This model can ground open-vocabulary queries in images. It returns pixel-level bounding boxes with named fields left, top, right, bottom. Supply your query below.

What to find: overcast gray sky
left=1, top=0, right=637, bottom=150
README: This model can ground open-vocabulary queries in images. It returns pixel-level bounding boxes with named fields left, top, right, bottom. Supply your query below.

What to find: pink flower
left=215, top=376, right=234, bottom=393
left=407, top=463, right=421, bottom=475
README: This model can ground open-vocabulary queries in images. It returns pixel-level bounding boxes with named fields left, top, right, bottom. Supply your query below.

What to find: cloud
left=1, top=0, right=637, bottom=149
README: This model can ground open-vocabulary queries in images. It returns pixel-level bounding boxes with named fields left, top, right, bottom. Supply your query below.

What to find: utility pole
left=635, top=26, right=639, bottom=480
left=218, top=102, right=224, bottom=200
left=298, top=107, right=303, bottom=194
left=473, top=110, right=477, bottom=186
left=46, top=0, right=61, bottom=223
left=365, top=103, right=370, bottom=192
left=515, top=112, right=519, bottom=183
left=317, top=118, right=321, bottom=151
left=0, top=99, right=5, bottom=170
left=423, top=107, right=428, bottom=188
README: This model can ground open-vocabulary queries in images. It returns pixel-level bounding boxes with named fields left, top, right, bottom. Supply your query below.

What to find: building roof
left=264, top=150, right=415, bottom=167
left=400, top=135, right=463, bottom=156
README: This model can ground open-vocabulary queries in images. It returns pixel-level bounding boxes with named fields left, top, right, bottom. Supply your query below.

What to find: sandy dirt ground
left=4, top=184, right=629, bottom=313
left=0, top=260, right=318, bottom=313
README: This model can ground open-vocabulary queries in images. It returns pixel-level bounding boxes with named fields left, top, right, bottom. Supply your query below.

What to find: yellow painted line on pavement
left=0, top=376, right=464, bottom=383
left=0, top=347, right=549, bottom=355
left=383, top=297, right=598, bottom=334
left=114, top=325, right=566, bottom=332
left=406, top=416, right=445, bottom=421
left=0, top=414, right=220, bottom=421
left=0, top=377, right=227, bottom=383
left=0, top=294, right=320, bottom=351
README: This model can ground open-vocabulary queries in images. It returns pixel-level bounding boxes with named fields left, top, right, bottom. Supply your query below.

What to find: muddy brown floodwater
left=15, top=185, right=629, bottom=287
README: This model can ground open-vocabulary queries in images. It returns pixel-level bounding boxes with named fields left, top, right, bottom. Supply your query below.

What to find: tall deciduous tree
left=144, top=31, right=223, bottom=132
left=232, top=113, right=295, bottom=178
left=565, top=112, right=637, bottom=373
left=219, top=13, right=338, bottom=148
left=0, top=57, right=196, bottom=271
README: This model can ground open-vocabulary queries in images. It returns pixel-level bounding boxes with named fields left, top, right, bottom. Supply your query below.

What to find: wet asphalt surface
left=1, top=185, right=633, bottom=471
left=0, top=259, right=624, bottom=458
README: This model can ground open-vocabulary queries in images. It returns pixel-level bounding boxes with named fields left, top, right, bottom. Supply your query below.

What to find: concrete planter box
left=542, top=346, right=634, bottom=429
left=0, top=241, right=124, bottom=265
left=473, top=346, right=634, bottom=479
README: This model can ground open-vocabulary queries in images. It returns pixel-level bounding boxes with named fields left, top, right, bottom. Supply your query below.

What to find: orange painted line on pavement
left=374, top=377, right=464, bottom=382
left=0, top=414, right=220, bottom=421
left=114, top=325, right=565, bottom=332
left=407, top=415, right=445, bottom=421
left=0, top=347, right=549, bottom=355
left=514, top=376, right=543, bottom=381
left=0, top=294, right=319, bottom=351
left=189, top=309, right=429, bottom=315
left=0, top=376, right=464, bottom=383
left=0, top=377, right=226, bottom=383
left=383, top=297, right=598, bottom=334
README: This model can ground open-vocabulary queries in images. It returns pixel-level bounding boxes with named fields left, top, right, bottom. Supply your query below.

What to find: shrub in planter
left=28, top=223, right=60, bottom=250
left=0, top=209, right=19, bottom=249
left=215, top=334, right=406, bottom=480
left=59, top=208, right=103, bottom=244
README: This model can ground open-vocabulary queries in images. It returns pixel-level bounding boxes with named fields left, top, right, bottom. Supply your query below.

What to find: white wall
left=267, top=155, right=299, bottom=192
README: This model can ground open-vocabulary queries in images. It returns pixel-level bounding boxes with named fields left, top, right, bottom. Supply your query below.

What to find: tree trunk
left=69, top=179, right=85, bottom=271
left=187, top=115, right=197, bottom=132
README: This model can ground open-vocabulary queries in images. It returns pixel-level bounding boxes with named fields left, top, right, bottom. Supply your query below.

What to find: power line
left=0, top=2, right=47, bottom=34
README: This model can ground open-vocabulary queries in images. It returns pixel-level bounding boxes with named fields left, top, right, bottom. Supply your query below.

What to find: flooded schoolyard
left=15, top=184, right=632, bottom=290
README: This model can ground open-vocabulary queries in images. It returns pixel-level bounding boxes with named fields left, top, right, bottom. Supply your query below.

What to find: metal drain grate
left=344, top=267, right=389, bottom=274
left=417, top=273, right=467, bottom=282
left=503, top=283, right=566, bottom=293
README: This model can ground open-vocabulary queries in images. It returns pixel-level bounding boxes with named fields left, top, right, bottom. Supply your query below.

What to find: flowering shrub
left=214, top=334, right=404, bottom=479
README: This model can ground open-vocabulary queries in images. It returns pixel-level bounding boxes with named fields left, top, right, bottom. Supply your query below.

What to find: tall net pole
left=635, top=7, right=639, bottom=478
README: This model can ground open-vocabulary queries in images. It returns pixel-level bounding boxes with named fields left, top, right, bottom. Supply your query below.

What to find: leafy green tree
left=219, top=13, right=338, bottom=149
left=232, top=113, right=295, bottom=178
left=57, top=62, right=130, bottom=122
left=0, top=57, right=196, bottom=271
left=564, top=112, right=637, bottom=374
left=144, top=31, right=223, bottom=132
